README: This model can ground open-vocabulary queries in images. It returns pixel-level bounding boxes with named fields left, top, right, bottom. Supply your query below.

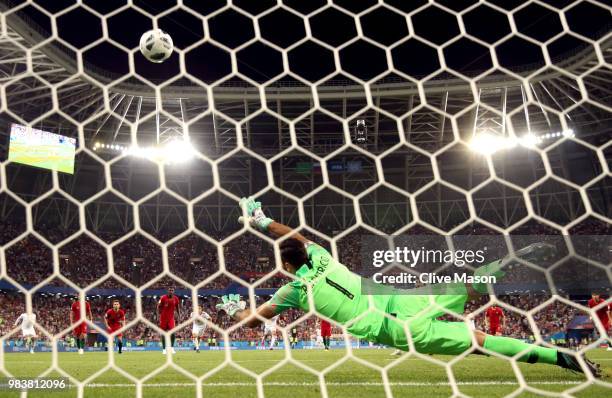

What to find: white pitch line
left=82, top=381, right=584, bottom=388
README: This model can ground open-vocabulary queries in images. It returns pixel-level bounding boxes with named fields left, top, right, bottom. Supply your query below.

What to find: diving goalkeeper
left=216, top=197, right=601, bottom=377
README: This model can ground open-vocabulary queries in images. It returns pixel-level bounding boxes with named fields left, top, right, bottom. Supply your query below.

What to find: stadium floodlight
left=122, top=139, right=195, bottom=164
left=469, top=133, right=517, bottom=155
left=518, top=133, right=541, bottom=148
left=162, top=138, right=195, bottom=163
left=472, top=128, right=577, bottom=154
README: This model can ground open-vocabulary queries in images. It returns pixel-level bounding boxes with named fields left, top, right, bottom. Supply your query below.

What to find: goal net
left=0, top=0, right=610, bottom=397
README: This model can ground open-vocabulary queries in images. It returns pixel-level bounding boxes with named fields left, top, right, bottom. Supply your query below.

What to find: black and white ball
left=139, top=29, right=173, bottom=63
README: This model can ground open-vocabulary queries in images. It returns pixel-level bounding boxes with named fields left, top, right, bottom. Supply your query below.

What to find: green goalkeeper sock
left=483, top=335, right=557, bottom=365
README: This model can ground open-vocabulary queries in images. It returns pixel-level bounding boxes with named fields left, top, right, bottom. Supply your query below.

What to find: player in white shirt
left=191, top=306, right=211, bottom=353
left=315, top=325, right=324, bottom=348
left=14, top=313, right=37, bottom=354
left=261, top=315, right=279, bottom=350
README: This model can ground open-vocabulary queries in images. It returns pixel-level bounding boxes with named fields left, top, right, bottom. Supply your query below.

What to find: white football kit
left=191, top=311, right=211, bottom=336
left=15, top=313, right=36, bottom=337
left=263, top=315, right=278, bottom=335
left=316, top=328, right=323, bottom=346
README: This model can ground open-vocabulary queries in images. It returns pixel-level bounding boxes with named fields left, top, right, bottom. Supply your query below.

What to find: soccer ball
left=139, top=29, right=173, bottom=63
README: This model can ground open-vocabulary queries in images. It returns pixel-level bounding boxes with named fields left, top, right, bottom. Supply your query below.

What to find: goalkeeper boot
left=472, top=242, right=557, bottom=294
left=512, top=242, right=556, bottom=263
left=473, top=260, right=506, bottom=294
left=557, top=352, right=601, bottom=378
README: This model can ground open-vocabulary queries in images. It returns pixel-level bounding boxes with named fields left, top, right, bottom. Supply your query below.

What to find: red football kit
left=588, top=298, right=610, bottom=330
left=159, top=294, right=179, bottom=331
left=486, top=306, right=504, bottom=335
left=105, top=308, right=126, bottom=337
left=320, top=320, right=332, bottom=337
left=71, top=301, right=91, bottom=336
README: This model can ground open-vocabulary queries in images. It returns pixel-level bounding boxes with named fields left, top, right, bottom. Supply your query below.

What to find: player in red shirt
left=70, top=298, right=93, bottom=355
left=485, top=306, right=505, bottom=336
left=320, top=319, right=332, bottom=350
left=157, top=286, right=181, bottom=354
left=104, top=299, right=126, bottom=354
left=588, top=292, right=611, bottom=350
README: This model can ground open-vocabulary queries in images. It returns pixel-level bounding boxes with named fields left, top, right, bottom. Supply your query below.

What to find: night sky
left=2, top=0, right=611, bottom=84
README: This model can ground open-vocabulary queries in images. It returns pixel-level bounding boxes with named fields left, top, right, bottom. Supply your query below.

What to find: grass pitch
left=1, top=348, right=610, bottom=398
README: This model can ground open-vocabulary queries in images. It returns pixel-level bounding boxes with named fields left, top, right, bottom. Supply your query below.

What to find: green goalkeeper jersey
left=268, top=243, right=391, bottom=342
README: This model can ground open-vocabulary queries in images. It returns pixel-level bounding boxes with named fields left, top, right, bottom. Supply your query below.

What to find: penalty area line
left=83, top=381, right=584, bottom=388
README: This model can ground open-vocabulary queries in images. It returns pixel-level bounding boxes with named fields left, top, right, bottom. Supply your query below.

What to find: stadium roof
left=0, top=0, right=609, bottom=237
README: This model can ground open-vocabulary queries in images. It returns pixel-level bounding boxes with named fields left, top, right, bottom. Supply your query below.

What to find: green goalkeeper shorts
left=376, top=294, right=473, bottom=355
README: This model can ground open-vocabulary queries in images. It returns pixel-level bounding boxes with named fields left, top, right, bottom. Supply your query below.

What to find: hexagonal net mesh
left=0, top=0, right=610, bottom=397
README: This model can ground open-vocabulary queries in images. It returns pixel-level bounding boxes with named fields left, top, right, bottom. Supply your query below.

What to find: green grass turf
left=1, top=348, right=610, bottom=398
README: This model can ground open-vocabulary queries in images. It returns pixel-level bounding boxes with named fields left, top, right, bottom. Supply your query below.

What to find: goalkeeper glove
left=215, top=294, right=246, bottom=317
left=238, top=197, right=273, bottom=231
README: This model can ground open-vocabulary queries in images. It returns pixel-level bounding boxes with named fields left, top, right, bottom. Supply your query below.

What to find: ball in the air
left=139, top=29, right=173, bottom=63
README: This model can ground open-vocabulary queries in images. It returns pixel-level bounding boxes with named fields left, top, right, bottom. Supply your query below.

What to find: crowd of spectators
left=1, top=228, right=280, bottom=289
left=0, top=219, right=608, bottom=347
left=1, top=218, right=608, bottom=289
